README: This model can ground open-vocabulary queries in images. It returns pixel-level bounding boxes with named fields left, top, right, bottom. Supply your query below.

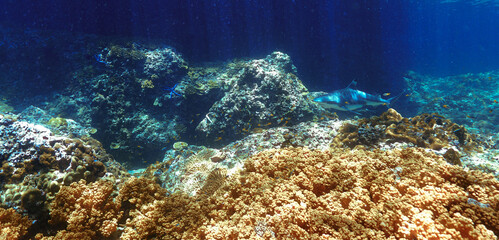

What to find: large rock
left=195, top=52, right=326, bottom=145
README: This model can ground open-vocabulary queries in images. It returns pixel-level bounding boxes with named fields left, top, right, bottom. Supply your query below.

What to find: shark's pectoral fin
left=348, top=110, right=361, bottom=115
left=337, top=103, right=361, bottom=115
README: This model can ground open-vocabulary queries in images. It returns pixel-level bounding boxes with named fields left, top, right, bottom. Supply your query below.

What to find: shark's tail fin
left=386, top=90, right=407, bottom=105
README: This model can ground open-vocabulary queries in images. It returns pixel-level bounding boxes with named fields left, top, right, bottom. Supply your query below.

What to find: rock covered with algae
left=195, top=51, right=327, bottom=145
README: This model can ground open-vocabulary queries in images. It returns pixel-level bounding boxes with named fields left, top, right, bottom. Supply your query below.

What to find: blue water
left=1, top=0, right=499, bottom=93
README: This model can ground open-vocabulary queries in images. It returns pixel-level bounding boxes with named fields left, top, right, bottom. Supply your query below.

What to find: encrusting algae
left=23, top=146, right=499, bottom=239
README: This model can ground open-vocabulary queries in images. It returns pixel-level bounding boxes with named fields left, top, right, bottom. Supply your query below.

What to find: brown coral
left=215, top=147, right=498, bottom=239
left=0, top=208, right=32, bottom=240
left=37, top=147, right=498, bottom=239
left=334, top=108, right=484, bottom=152
left=38, top=180, right=122, bottom=239
left=120, top=191, right=213, bottom=240
left=120, top=147, right=498, bottom=239
left=117, top=177, right=168, bottom=211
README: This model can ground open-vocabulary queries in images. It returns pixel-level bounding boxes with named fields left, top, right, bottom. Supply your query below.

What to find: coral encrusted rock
left=195, top=51, right=326, bottom=145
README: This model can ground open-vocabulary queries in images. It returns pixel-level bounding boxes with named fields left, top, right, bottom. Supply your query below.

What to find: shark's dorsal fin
left=346, top=80, right=357, bottom=89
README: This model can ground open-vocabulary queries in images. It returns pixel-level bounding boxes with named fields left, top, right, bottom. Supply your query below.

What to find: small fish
left=442, top=105, right=450, bottom=109
left=252, top=128, right=265, bottom=133
left=494, top=100, right=498, bottom=103
left=94, top=54, right=106, bottom=64
left=405, top=93, right=412, bottom=97
left=383, top=93, right=391, bottom=96
left=215, top=136, right=222, bottom=141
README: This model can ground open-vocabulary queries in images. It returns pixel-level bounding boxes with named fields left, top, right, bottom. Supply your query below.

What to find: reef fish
left=313, top=81, right=396, bottom=114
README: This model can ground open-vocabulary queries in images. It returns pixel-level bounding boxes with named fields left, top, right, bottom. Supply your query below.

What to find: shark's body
left=313, top=81, right=395, bottom=113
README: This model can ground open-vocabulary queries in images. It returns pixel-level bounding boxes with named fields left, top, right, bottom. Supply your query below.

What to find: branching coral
left=36, top=147, right=498, bottom=239
left=0, top=208, right=32, bottom=240
left=198, top=147, right=497, bottom=239
left=116, top=177, right=168, bottom=211
left=120, top=147, right=498, bottom=239
left=37, top=180, right=121, bottom=240
left=120, top=191, right=212, bottom=240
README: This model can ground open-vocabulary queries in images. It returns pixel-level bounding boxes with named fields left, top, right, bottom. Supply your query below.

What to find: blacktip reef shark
left=313, top=80, right=399, bottom=114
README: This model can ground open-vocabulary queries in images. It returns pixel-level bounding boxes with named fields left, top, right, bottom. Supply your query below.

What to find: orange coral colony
left=197, top=147, right=498, bottom=239
left=37, top=146, right=497, bottom=239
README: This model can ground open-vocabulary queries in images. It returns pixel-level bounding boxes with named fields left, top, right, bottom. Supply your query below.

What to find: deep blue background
left=1, top=0, right=499, bottom=93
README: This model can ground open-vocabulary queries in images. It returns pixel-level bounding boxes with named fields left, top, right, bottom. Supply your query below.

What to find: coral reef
left=154, top=118, right=344, bottom=195
left=0, top=113, right=129, bottom=217
left=1, top=107, right=497, bottom=239
left=20, top=47, right=327, bottom=166
left=37, top=43, right=196, bottom=167
left=404, top=70, right=499, bottom=136
left=0, top=208, right=32, bottom=240
left=1, top=35, right=498, bottom=239
left=154, top=109, right=498, bottom=196
left=50, top=147, right=497, bottom=239
left=19, top=106, right=93, bottom=138
left=332, top=109, right=499, bottom=176
left=36, top=177, right=179, bottom=239
left=143, top=48, right=188, bottom=80
left=210, top=147, right=498, bottom=239
left=333, top=108, right=484, bottom=152
left=36, top=180, right=121, bottom=240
